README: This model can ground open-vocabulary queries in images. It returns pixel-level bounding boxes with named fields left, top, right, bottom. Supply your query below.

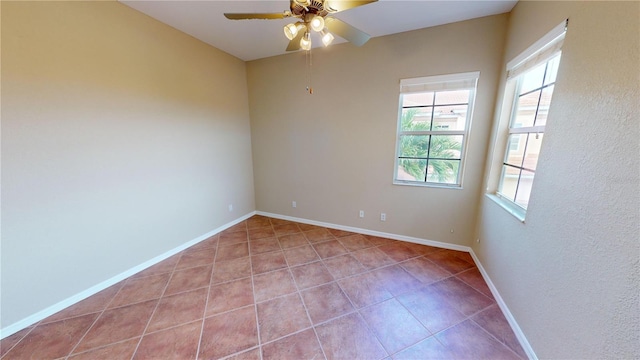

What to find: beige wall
left=475, top=1, right=639, bottom=358
left=247, top=14, right=508, bottom=246
left=1, top=1, right=255, bottom=328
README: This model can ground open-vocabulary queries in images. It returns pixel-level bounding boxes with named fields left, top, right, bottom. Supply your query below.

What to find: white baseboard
left=260, top=211, right=535, bottom=359
left=0, top=211, right=256, bottom=340
left=256, top=211, right=471, bottom=253
left=469, top=250, right=537, bottom=360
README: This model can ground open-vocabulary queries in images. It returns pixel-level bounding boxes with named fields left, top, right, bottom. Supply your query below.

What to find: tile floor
left=1, top=215, right=527, bottom=359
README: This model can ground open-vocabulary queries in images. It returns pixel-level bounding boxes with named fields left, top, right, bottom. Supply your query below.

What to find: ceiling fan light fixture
left=300, top=32, right=312, bottom=51
left=321, top=30, right=334, bottom=46
left=284, top=22, right=306, bottom=40
left=284, top=23, right=298, bottom=40
left=310, top=15, right=325, bottom=32
left=224, top=0, right=377, bottom=53
left=324, top=0, right=337, bottom=13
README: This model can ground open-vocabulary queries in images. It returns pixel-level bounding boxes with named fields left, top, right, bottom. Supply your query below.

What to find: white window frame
left=393, top=72, right=479, bottom=188
left=487, top=20, right=568, bottom=221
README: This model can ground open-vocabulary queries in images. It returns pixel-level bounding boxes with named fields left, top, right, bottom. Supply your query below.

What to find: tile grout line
left=218, top=346, right=261, bottom=360
left=250, top=222, right=267, bottom=360
left=412, top=304, right=496, bottom=350
left=0, top=325, right=38, bottom=359
left=293, top=285, right=330, bottom=360
left=329, top=255, right=392, bottom=360
left=353, top=310, right=391, bottom=360
left=281, top=222, right=330, bottom=360
left=469, top=317, right=526, bottom=359
left=337, top=287, right=391, bottom=356
left=195, top=233, right=222, bottom=360
left=66, top=336, right=141, bottom=359
left=248, top=223, right=487, bottom=357
left=129, top=246, right=185, bottom=360
left=64, top=272, right=133, bottom=359
left=388, top=290, right=440, bottom=357
left=333, top=243, right=492, bottom=357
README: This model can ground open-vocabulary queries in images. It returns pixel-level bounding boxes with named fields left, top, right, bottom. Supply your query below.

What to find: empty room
left=1, top=0, right=638, bottom=359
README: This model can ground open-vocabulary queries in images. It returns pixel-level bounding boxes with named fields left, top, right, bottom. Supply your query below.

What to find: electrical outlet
left=380, top=213, right=386, bottom=221
left=292, top=201, right=297, bottom=208
left=228, top=204, right=233, bottom=212
left=476, top=238, right=480, bottom=243
left=359, top=210, right=364, bottom=218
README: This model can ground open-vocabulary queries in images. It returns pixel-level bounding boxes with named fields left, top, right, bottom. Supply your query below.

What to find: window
left=499, top=54, right=561, bottom=207
left=394, top=72, right=479, bottom=188
left=489, top=20, right=567, bottom=219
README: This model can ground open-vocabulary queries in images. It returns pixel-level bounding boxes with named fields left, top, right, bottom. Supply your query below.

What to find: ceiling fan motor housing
left=291, top=0, right=332, bottom=17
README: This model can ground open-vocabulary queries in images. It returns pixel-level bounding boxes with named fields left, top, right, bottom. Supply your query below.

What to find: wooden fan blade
left=224, top=13, right=287, bottom=20
left=286, top=31, right=305, bottom=51
left=324, top=17, right=370, bottom=46
left=325, top=0, right=377, bottom=13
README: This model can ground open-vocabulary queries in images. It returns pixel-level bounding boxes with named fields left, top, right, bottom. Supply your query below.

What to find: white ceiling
left=120, top=0, right=517, bottom=61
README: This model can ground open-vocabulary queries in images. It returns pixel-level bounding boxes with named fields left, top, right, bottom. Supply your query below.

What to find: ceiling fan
left=224, top=0, right=377, bottom=51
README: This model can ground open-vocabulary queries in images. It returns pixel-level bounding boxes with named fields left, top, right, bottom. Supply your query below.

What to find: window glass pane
left=395, top=73, right=477, bottom=187
left=493, top=40, right=563, bottom=210
left=534, top=85, right=554, bottom=126
left=505, top=134, right=525, bottom=167
left=434, top=90, right=470, bottom=105
left=519, top=62, right=546, bottom=94
left=513, top=90, right=540, bottom=128
left=544, top=54, right=561, bottom=85
left=432, top=104, right=468, bottom=131
left=426, top=160, right=460, bottom=184
left=400, top=108, right=432, bottom=131
left=402, top=92, right=434, bottom=107
left=397, top=160, right=426, bottom=182
left=499, top=165, right=520, bottom=202
left=399, top=135, right=429, bottom=157
left=515, top=170, right=535, bottom=207
left=429, top=135, right=463, bottom=159
left=523, top=133, right=544, bottom=170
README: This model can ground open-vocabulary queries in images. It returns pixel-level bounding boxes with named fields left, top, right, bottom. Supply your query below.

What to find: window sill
left=485, top=193, right=526, bottom=223
left=393, top=180, right=463, bottom=190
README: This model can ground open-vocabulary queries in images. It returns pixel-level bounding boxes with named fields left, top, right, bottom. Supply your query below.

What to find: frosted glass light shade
left=284, top=23, right=306, bottom=41
left=284, top=23, right=299, bottom=40
left=321, top=30, right=334, bottom=46
left=310, top=15, right=325, bottom=32
left=300, top=32, right=311, bottom=50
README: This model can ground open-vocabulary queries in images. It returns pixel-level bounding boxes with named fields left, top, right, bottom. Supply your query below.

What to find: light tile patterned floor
left=1, top=215, right=527, bottom=359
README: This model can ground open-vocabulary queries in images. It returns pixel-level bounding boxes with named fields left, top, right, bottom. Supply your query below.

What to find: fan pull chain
left=306, top=49, right=313, bottom=94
